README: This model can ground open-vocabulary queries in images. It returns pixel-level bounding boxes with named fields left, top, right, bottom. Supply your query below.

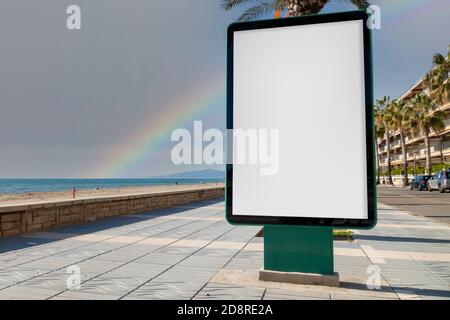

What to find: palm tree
left=428, top=46, right=449, bottom=163
left=221, top=0, right=370, bottom=21
left=426, top=46, right=450, bottom=105
left=376, top=96, right=393, bottom=185
left=374, top=105, right=385, bottom=184
left=386, top=100, right=410, bottom=186
left=406, top=94, right=446, bottom=175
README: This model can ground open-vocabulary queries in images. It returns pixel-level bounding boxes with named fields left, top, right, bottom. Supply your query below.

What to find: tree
left=426, top=46, right=450, bottom=105
left=221, top=0, right=370, bottom=21
left=385, top=100, right=410, bottom=186
left=406, top=94, right=445, bottom=175
left=427, top=46, right=449, bottom=163
left=374, top=105, right=385, bottom=184
left=375, top=96, right=393, bottom=185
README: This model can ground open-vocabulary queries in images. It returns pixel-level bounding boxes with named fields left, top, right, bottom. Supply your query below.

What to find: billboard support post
left=263, top=225, right=334, bottom=275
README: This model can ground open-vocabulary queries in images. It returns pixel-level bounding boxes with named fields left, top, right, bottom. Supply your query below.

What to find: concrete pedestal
left=259, top=269, right=340, bottom=287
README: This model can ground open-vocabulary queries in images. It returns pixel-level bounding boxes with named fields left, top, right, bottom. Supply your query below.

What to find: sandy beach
left=0, top=182, right=224, bottom=206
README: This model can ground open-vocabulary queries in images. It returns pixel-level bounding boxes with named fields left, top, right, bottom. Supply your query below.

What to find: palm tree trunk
left=286, top=0, right=327, bottom=16
left=376, top=139, right=381, bottom=184
left=440, top=136, right=444, bottom=163
left=424, top=133, right=432, bottom=175
left=400, top=132, right=408, bottom=186
left=385, top=130, right=393, bottom=185
left=413, top=152, right=417, bottom=175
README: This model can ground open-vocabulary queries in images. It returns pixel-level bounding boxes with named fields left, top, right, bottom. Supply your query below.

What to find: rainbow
left=85, top=1, right=448, bottom=178
left=86, top=74, right=225, bottom=178
left=379, top=0, right=449, bottom=24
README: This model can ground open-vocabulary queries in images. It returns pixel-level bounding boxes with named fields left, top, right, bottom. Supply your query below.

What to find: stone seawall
left=0, top=186, right=224, bottom=238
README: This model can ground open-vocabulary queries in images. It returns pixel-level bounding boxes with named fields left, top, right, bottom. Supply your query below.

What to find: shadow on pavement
left=354, top=234, right=450, bottom=244
left=0, top=198, right=224, bottom=255
left=341, top=281, right=450, bottom=299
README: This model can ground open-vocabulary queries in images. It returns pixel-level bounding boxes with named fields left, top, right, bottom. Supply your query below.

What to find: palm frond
left=430, top=110, right=446, bottom=132
left=375, top=95, right=391, bottom=109
left=223, top=0, right=372, bottom=21
left=274, top=0, right=288, bottom=10
left=345, top=0, right=371, bottom=10
left=222, top=0, right=258, bottom=10
left=432, top=53, right=446, bottom=66
left=237, top=1, right=276, bottom=21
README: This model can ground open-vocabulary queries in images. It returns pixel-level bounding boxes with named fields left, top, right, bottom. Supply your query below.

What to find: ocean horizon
left=0, top=178, right=224, bottom=195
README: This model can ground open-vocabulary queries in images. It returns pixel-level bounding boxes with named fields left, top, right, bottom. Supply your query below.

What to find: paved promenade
left=0, top=198, right=449, bottom=300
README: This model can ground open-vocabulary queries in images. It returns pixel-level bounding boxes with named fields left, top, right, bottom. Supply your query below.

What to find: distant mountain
left=153, top=169, right=225, bottom=180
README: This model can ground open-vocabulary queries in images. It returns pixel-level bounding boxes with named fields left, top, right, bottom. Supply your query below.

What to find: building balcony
left=379, top=144, right=450, bottom=167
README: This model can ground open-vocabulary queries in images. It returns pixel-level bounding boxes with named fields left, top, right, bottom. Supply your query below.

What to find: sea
left=0, top=178, right=223, bottom=195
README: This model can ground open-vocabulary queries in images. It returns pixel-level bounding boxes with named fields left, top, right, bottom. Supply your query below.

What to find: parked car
left=410, top=175, right=432, bottom=191
left=427, top=170, right=450, bottom=193
left=427, top=174, right=438, bottom=192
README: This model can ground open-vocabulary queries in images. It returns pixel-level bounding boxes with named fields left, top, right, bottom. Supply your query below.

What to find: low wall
left=379, top=176, right=407, bottom=186
left=0, top=186, right=224, bottom=238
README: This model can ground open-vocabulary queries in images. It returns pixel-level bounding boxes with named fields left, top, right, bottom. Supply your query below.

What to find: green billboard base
left=263, top=225, right=334, bottom=275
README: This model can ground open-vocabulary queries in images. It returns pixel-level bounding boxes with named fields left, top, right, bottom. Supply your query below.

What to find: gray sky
left=0, top=0, right=449, bottom=178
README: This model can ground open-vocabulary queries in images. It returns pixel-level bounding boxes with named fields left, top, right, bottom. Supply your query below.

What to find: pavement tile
left=1, top=199, right=449, bottom=300
left=51, top=290, right=119, bottom=300
left=0, top=285, right=60, bottom=300
left=194, top=283, right=265, bottom=300
left=263, top=288, right=330, bottom=300
left=124, top=280, right=201, bottom=300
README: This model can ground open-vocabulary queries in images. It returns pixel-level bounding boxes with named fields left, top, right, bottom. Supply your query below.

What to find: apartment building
left=378, top=73, right=450, bottom=175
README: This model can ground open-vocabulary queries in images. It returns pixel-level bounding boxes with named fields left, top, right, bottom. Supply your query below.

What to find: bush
left=378, top=163, right=449, bottom=176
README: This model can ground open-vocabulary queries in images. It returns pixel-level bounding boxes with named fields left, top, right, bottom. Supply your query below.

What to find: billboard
left=226, top=11, right=376, bottom=228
